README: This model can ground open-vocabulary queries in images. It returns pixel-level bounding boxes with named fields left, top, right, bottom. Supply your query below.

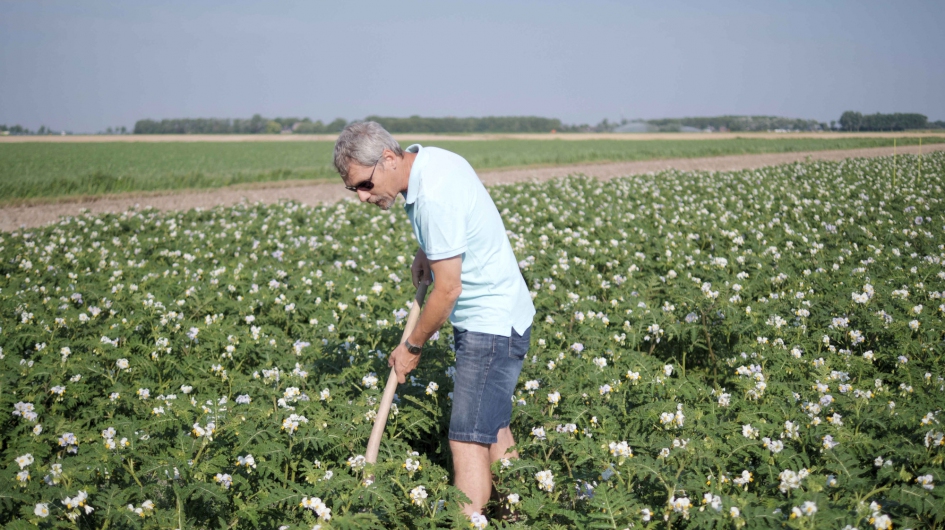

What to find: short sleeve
left=418, top=198, right=468, bottom=261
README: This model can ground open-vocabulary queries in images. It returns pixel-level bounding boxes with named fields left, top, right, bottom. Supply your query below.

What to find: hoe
left=365, top=282, right=429, bottom=465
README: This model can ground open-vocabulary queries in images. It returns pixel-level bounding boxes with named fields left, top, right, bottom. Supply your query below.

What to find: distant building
left=613, top=121, right=657, bottom=133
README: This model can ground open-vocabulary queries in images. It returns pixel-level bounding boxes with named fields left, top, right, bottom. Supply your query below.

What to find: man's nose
left=357, top=189, right=371, bottom=202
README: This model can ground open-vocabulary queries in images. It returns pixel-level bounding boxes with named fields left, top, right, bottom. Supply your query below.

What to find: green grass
left=0, top=137, right=940, bottom=202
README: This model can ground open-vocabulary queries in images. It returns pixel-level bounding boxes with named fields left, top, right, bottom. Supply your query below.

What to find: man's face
left=344, top=154, right=397, bottom=210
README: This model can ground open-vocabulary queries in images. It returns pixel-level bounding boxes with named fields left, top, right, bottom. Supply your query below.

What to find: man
left=333, top=121, right=535, bottom=517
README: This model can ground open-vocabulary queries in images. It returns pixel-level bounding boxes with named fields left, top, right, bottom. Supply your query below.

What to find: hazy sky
left=2, top=0, right=943, bottom=132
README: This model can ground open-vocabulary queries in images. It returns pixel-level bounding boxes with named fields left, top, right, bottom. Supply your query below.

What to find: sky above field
left=1, top=0, right=943, bottom=133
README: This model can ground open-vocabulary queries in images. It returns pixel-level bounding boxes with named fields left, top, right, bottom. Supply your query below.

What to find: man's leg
left=451, top=440, right=492, bottom=517
left=490, top=426, right=518, bottom=462
left=453, top=428, right=518, bottom=517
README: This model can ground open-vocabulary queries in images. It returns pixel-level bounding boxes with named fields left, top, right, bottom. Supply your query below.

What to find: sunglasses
left=345, top=157, right=381, bottom=192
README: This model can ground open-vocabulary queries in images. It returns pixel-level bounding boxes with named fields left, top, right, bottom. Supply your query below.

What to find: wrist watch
left=404, top=338, right=422, bottom=355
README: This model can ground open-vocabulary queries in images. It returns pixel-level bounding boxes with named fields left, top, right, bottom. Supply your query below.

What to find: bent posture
left=334, top=122, right=535, bottom=517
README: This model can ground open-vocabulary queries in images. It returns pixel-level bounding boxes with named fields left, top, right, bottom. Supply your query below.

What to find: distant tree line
left=0, top=124, right=62, bottom=135
left=644, top=115, right=826, bottom=132
left=365, top=115, right=562, bottom=133
left=133, top=115, right=561, bottom=134
left=838, top=111, right=938, bottom=131
left=76, top=112, right=945, bottom=136
left=133, top=115, right=349, bottom=135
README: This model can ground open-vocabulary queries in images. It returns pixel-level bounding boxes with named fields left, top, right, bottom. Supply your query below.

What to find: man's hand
left=389, top=342, right=421, bottom=384
left=411, top=249, right=432, bottom=289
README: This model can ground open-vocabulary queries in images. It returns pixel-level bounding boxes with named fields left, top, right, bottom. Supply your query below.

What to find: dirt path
left=2, top=143, right=941, bottom=232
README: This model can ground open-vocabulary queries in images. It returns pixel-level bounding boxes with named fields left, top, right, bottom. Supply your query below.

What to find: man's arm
left=388, top=254, right=462, bottom=384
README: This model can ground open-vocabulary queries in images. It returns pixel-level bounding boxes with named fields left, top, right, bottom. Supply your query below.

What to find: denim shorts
left=449, top=326, right=531, bottom=444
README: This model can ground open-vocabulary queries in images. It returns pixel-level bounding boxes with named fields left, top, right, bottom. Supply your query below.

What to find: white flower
left=547, top=391, right=561, bottom=404
left=347, top=455, right=366, bottom=470
left=778, top=469, right=807, bottom=492
left=214, top=473, right=232, bottom=489
left=116, top=358, right=129, bottom=370
left=281, top=414, right=308, bottom=435
left=409, top=485, right=428, bottom=506
left=15, top=453, right=34, bottom=469
left=470, top=512, right=488, bottom=530
left=733, top=470, right=753, bottom=486
left=608, top=441, right=633, bottom=458
left=800, top=501, right=817, bottom=516
left=34, top=503, right=49, bottom=517
left=742, top=424, right=759, bottom=439
left=535, top=469, right=555, bottom=491
left=762, top=437, right=784, bottom=453
left=361, top=373, right=379, bottom=389
left=670, top=495, right=691, bottom=516
left=403, top=458, right=421, bottom=473
left=916, top=474, right=934, bottom=490
left=703, top=492, right=722, bottom=511
left=299, top=496, right=332, bottom=520
left=872, top=514, right=892, bottom=529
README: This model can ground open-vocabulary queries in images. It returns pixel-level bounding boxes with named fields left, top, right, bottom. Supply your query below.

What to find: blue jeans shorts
left=450, top=326, right=531, bottom=445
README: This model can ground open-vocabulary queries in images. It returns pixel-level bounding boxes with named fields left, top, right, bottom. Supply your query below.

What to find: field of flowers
left=1, top=152, right=943, bottom=529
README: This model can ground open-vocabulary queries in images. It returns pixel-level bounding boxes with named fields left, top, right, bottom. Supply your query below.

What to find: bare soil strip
left=2, top=144, right=941, bottom=232
left=2, top=132, right=945, bottom=143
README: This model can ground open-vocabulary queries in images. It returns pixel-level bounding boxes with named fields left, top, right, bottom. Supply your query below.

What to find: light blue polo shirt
left=402, top=144, right=534, bottom=336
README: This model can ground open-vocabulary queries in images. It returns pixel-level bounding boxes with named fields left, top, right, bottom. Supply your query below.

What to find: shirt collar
left=403, top=144, right=423, bottom=205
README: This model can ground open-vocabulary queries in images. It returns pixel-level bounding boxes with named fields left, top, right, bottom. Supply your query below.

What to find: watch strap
left=404, top=338, right=422, bottom=354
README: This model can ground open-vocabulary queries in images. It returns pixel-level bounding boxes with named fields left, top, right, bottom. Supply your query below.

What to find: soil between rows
left=1, top=144, right=941, bottom=233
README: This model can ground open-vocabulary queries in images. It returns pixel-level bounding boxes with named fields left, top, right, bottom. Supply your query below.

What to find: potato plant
left=1, top=153, right=944, bottom=529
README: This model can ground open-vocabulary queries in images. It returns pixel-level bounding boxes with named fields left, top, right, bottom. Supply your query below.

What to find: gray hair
left=333, top=121, right=403, bottom=179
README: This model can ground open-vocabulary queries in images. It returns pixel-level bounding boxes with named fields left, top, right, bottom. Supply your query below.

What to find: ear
left=383, top=149, right=398, bottom=168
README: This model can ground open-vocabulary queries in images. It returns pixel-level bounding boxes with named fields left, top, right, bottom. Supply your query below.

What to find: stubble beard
left=373, top=196, right=394, bottom=211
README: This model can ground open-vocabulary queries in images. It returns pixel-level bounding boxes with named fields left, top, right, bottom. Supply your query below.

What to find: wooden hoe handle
left=365, top=282, right=429, bottom=464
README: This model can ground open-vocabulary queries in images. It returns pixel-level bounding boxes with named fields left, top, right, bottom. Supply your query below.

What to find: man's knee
left=450, top=439, right=490, bottom=456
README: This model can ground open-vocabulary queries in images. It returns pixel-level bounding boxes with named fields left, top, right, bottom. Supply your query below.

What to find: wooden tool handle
left=365, top=281, right=429, bottom=464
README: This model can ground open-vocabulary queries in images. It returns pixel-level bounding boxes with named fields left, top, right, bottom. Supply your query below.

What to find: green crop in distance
left=0, top=136, right=942, bottom=202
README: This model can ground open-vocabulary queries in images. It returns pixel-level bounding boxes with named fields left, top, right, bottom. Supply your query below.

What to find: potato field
left=1, top=153, right=944, bottom=529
